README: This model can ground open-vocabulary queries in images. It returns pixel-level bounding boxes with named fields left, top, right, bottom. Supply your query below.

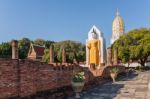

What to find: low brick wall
left=0, top=59, right=19, bottom=98
left=0, top=58, right=125, bottom=99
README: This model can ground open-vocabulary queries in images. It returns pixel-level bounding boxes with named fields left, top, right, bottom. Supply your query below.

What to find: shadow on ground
left=68, top=71, right=138, bottom=99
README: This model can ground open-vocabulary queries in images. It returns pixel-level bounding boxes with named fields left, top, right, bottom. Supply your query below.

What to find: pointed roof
left=88, top=25, right=103, bottom=40
left=28, top=43, right=45, bottom=57
left=112, top=9, right=125, bottom=36
left=111, top=9, right=125, bottom=44
left=32, top=45, right=45, bottom=56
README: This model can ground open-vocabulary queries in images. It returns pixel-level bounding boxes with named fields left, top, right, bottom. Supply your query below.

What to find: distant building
left=111, top=10, right=125, bottom=44
left=28, top=43, right=45, bottom=61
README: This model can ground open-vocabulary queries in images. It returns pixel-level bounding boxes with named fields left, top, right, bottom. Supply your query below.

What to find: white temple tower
left=111, top=10, right=125, bottom=44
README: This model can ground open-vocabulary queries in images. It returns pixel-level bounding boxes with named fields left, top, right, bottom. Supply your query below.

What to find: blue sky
left=0, top=0, right=150, bottom=47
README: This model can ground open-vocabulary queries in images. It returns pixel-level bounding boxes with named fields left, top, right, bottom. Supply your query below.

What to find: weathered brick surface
left=36, top=64, right=57, bottom=92
left=19, top=60, right=38, bottom=97
left=0, top=59, right=18, bottom=98
left=0, top=58, right=125, bottom=99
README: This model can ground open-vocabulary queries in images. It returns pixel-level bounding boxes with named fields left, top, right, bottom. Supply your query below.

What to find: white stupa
left=111, top=10, right=125, bottom=44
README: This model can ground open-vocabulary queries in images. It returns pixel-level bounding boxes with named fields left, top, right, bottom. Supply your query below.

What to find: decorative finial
left=116, top=8, right=120, bottom=16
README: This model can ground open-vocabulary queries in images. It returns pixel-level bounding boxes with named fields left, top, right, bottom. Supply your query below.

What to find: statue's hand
left=87, top=44, right=90, bottom=49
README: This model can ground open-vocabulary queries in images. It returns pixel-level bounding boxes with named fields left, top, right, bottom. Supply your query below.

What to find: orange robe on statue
left=87, top=39, right=100, bottom=65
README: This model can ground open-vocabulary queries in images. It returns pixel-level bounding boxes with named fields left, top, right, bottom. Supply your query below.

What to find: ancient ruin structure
left=113, top=48, right=118, bottom=65
left=106, top=47, right=112, bottom=66
left=0, top=10, right=128, bottom=99
left=11, top=40, right=19, bottom=59
left=49, top=45, right=54, bottom=64
left=62, top=47, right=66, bottom=63
left=107, top=10, right=125, bottom=65
left=0, top=41, right=125, bottom=99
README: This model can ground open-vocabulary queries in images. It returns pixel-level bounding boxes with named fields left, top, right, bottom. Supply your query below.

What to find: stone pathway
left=68, top=71, right=150, bottom=99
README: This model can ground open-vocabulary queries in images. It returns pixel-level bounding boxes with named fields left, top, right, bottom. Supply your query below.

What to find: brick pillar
left=113, top=48, right=118, bottom=65
left=62, top=47, right=66, bottom=63
left=49, top=45, right=54, bottom=64
left=11, top=40, right=19, bottom=59
left=107, top=47, right=112, bottom=66
left=73, top=58, right=78, bottom=64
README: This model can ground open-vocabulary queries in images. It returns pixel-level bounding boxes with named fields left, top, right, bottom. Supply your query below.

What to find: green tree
left=54, top=40, right=85, bottom=63
left=42, top=40, right=86, bottom=63
left=0, top=42, right=12, bottom=58
left=18, top=38, right=31, bottom=59
left=34, top=38, right=45, bottom=46
left=112, top=28, right=150, bottom=67
left=45, top=40, right=55, bottom=48
left=42, top=48, right=50, bottom=63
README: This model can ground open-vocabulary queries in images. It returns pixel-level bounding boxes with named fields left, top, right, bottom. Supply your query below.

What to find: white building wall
left=123, top=62, right=150, bottom=67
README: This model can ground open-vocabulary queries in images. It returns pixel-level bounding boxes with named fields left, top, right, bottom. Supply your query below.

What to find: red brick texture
left=0, top=59, right=19, bottom=99
left=0, top=58, right=125, bottom=99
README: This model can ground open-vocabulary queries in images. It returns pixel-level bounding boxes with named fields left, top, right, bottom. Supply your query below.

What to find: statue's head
left=91, top=30, right=97, bottom=39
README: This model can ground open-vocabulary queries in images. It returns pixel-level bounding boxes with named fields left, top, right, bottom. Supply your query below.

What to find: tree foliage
left=112, top=28, right=150, bottom=66
left=18, top=38, right=31, bottom=59
left=42, top=48, right=50, bottom=63
left=0, top=42, right=11, bottom=58
left=0, top=38, right=56, bottom=59
left=0, top=38, right=85, bottom=63
left=42, top=40, right=86, bottom=63
left=34, top=38, right=45, bottom=46
left=45, top=40, right=55, bottom=48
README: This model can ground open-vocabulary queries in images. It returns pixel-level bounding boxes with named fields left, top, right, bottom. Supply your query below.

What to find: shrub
left=72, top=72, right=85, bottom=82
left=110, top=67, right=119, bottom=73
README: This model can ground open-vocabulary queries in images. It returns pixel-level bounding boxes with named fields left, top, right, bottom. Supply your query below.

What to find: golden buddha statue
left=87, top=31, right=101, bottom=66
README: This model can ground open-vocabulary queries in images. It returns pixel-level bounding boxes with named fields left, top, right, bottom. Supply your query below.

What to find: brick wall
left=0, top=59, right=18, bottom=98
left=0, top=58, right=125, bottom=99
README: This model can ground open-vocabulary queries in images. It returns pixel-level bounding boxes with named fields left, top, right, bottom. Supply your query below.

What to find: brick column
left=113, top=48, right=118, bottom=65
left=11, top=40, right=19, bottom=59
left=49, top=45, right=54, bottom=64
left=73, top=58, right=78, bottom=64
left=106, top=47, right=112, bottom=66
left=62, top=47, right=66, bottom=63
